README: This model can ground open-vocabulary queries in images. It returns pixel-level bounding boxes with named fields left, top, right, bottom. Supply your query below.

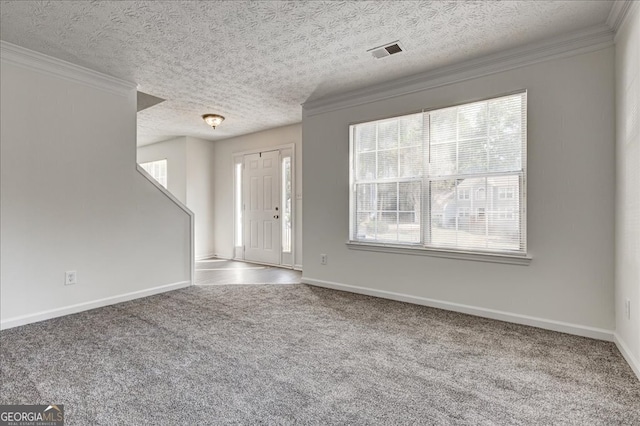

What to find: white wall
left=211, top=124, right=303, bottom=267
left=1, top=44, right=191, bottom=328
left=302, top=47, right=615, bottom=336
left=186, top=136, right=216, bottom=259
left=137, top=136, right=187, bottom=204
left=615, top=3, right=640, bottom=376
left=137, top=136, right=214, bottom=259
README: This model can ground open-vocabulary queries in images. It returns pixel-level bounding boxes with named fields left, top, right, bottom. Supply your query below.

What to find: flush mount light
left=202, top=114, right=225, bottom=129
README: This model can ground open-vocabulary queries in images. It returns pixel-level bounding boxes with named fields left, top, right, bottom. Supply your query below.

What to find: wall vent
left=368, top=41, right=404, bottom=59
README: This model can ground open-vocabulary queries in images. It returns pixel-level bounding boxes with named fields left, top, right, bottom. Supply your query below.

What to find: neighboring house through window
left=499, top=186, right=515, bottom=199
left=476, top=187, right=486, bottom=200
left=458, top=189, right=471, bottom=200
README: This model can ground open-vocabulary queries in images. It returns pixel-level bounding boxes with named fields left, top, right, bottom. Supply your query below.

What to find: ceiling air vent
left=368, top=41, right=404, bottom=59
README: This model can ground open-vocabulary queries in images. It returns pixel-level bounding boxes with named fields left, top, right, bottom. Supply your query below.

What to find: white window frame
left=347, top=91, right=530, bottom=265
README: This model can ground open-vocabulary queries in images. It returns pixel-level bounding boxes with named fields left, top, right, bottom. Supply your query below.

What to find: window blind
left=350, top=92, right=527, bottom=255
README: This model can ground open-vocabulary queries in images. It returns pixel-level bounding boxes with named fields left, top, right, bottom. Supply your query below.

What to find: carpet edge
left=614, top=333, right=640, bottom=381
left=0, top=280, right=191, bottom=330
left=301, top=276, right=614, bottom=341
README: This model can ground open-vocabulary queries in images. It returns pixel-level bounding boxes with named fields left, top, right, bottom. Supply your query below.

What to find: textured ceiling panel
left=0, top=1, right=613, bottom=145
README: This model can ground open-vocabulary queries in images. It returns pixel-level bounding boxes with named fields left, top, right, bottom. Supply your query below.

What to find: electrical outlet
left=320, top=254, right=327, bottom=265
left=626, top=299, right=631, bottom=320
left=65, top=270, right=77, bottom=286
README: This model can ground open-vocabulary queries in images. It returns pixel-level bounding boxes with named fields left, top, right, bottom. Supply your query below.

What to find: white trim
left=196, top=253, right=218, bottom=261
left=0, top=281, right=190, bottom=330
left=232, top=143, right=297, bottom=158
left=199, top=254, right=234, bottom=261
left=346, top=242, right=532, bottom=266
left=137, top=164, right=195, bottom=285
left=233, top=144, right=297, bottom=268
left=0, top=41, right=136, bottom=97
left=197, top=267, right=267, bottom=271
left=614, top=333, right=640, bottom=381
left=198, top=282, right=300, bottom=286
left=302, top=24, right=614, bottom=116
left=293, top=264, right=303, bottom=271
left=301, top=277, right=614, bottom=342
left=607, top=1, right=635, bottom=34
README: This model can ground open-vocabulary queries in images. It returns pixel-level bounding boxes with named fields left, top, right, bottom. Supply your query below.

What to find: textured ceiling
left=0, top=1, right=613, bottom=145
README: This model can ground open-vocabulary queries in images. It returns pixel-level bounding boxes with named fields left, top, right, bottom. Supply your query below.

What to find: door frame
left=232, top=143, right=296, bottom=268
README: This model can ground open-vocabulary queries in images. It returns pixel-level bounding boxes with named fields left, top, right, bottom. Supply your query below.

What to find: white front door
left=243, top=150, right=281, bottom=265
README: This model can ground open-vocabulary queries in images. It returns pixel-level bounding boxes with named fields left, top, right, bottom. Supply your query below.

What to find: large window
left=349, top=92, right=527, bottom=256
left=140, top=159, right=167, bottom=189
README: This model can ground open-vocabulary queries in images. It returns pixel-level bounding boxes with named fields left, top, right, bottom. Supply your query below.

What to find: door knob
left=274, top=215, right=279, bottom=219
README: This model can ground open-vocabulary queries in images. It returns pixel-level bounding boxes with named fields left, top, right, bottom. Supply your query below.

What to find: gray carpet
left=1, top=284, right=639, bottom=425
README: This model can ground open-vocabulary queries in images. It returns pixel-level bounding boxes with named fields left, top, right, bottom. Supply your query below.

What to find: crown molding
left=302, top=24, right=615, bottom=116
left=0, top=41, right=136, bottom=97
left=607, top=0, right=635, bottom=34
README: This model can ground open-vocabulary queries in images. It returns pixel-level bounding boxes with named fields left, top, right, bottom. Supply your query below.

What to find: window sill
left=346, top=241, right=531, bottom=265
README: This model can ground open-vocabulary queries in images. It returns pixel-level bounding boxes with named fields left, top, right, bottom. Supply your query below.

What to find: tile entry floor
left=195, top=258, right=301, bottom=285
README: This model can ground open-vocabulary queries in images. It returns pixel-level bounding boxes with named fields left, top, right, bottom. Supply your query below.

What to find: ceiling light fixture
left=202, top=114, right=225, bottom=129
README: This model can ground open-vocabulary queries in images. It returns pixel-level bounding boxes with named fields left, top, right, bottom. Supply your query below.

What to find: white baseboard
left=614, top=333, right=640, bottom=381
left=294, top=264, right=303, bottom=271
left=0, top=281, right=191, bottom=330
left=196, top=253, right=218, bottom=260
left=301, top=277, right=614, bottom=342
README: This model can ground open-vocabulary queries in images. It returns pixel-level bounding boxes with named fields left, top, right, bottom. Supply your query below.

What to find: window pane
left=356, top=123, right=376, bottom=152
left=488, top=95, right=523, bottom=172
left=281, top=157, right=292, bottom=253
left=377, top=150, right=398, bottom=179
left=488, top=136, right=522, bottom=173
left=357, top=152, right=376, bottom=180
left=235, top=163, right=242, bottom=246
left=377, top=183, right=397, bottom=211
left=399, top=147, right=422, bottom=178
left=356, top=183, right=375, bottom=211
left=399, top=114, right=422, bottom=147
left=430, top=142, right=456, bottom=176
left=355, top=212, right=376, bottom=240
left=430, top=179, right=457, bottom=247
left=430, top=108, right=457, bottom=144
left=430, top=176, right=521, bottom=251
left=488, top=175, right=521, bottom=250
left=378, top=120, right=398, bottom=150
left=399, top=182, right=421, bottom=243
left=458, top=138, right=487, bottom=174
left=377, top=212, right=398, bottom=241
left=458, top=102, right=487, bottom=140
left=399, top=182, right=420, bottom=211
